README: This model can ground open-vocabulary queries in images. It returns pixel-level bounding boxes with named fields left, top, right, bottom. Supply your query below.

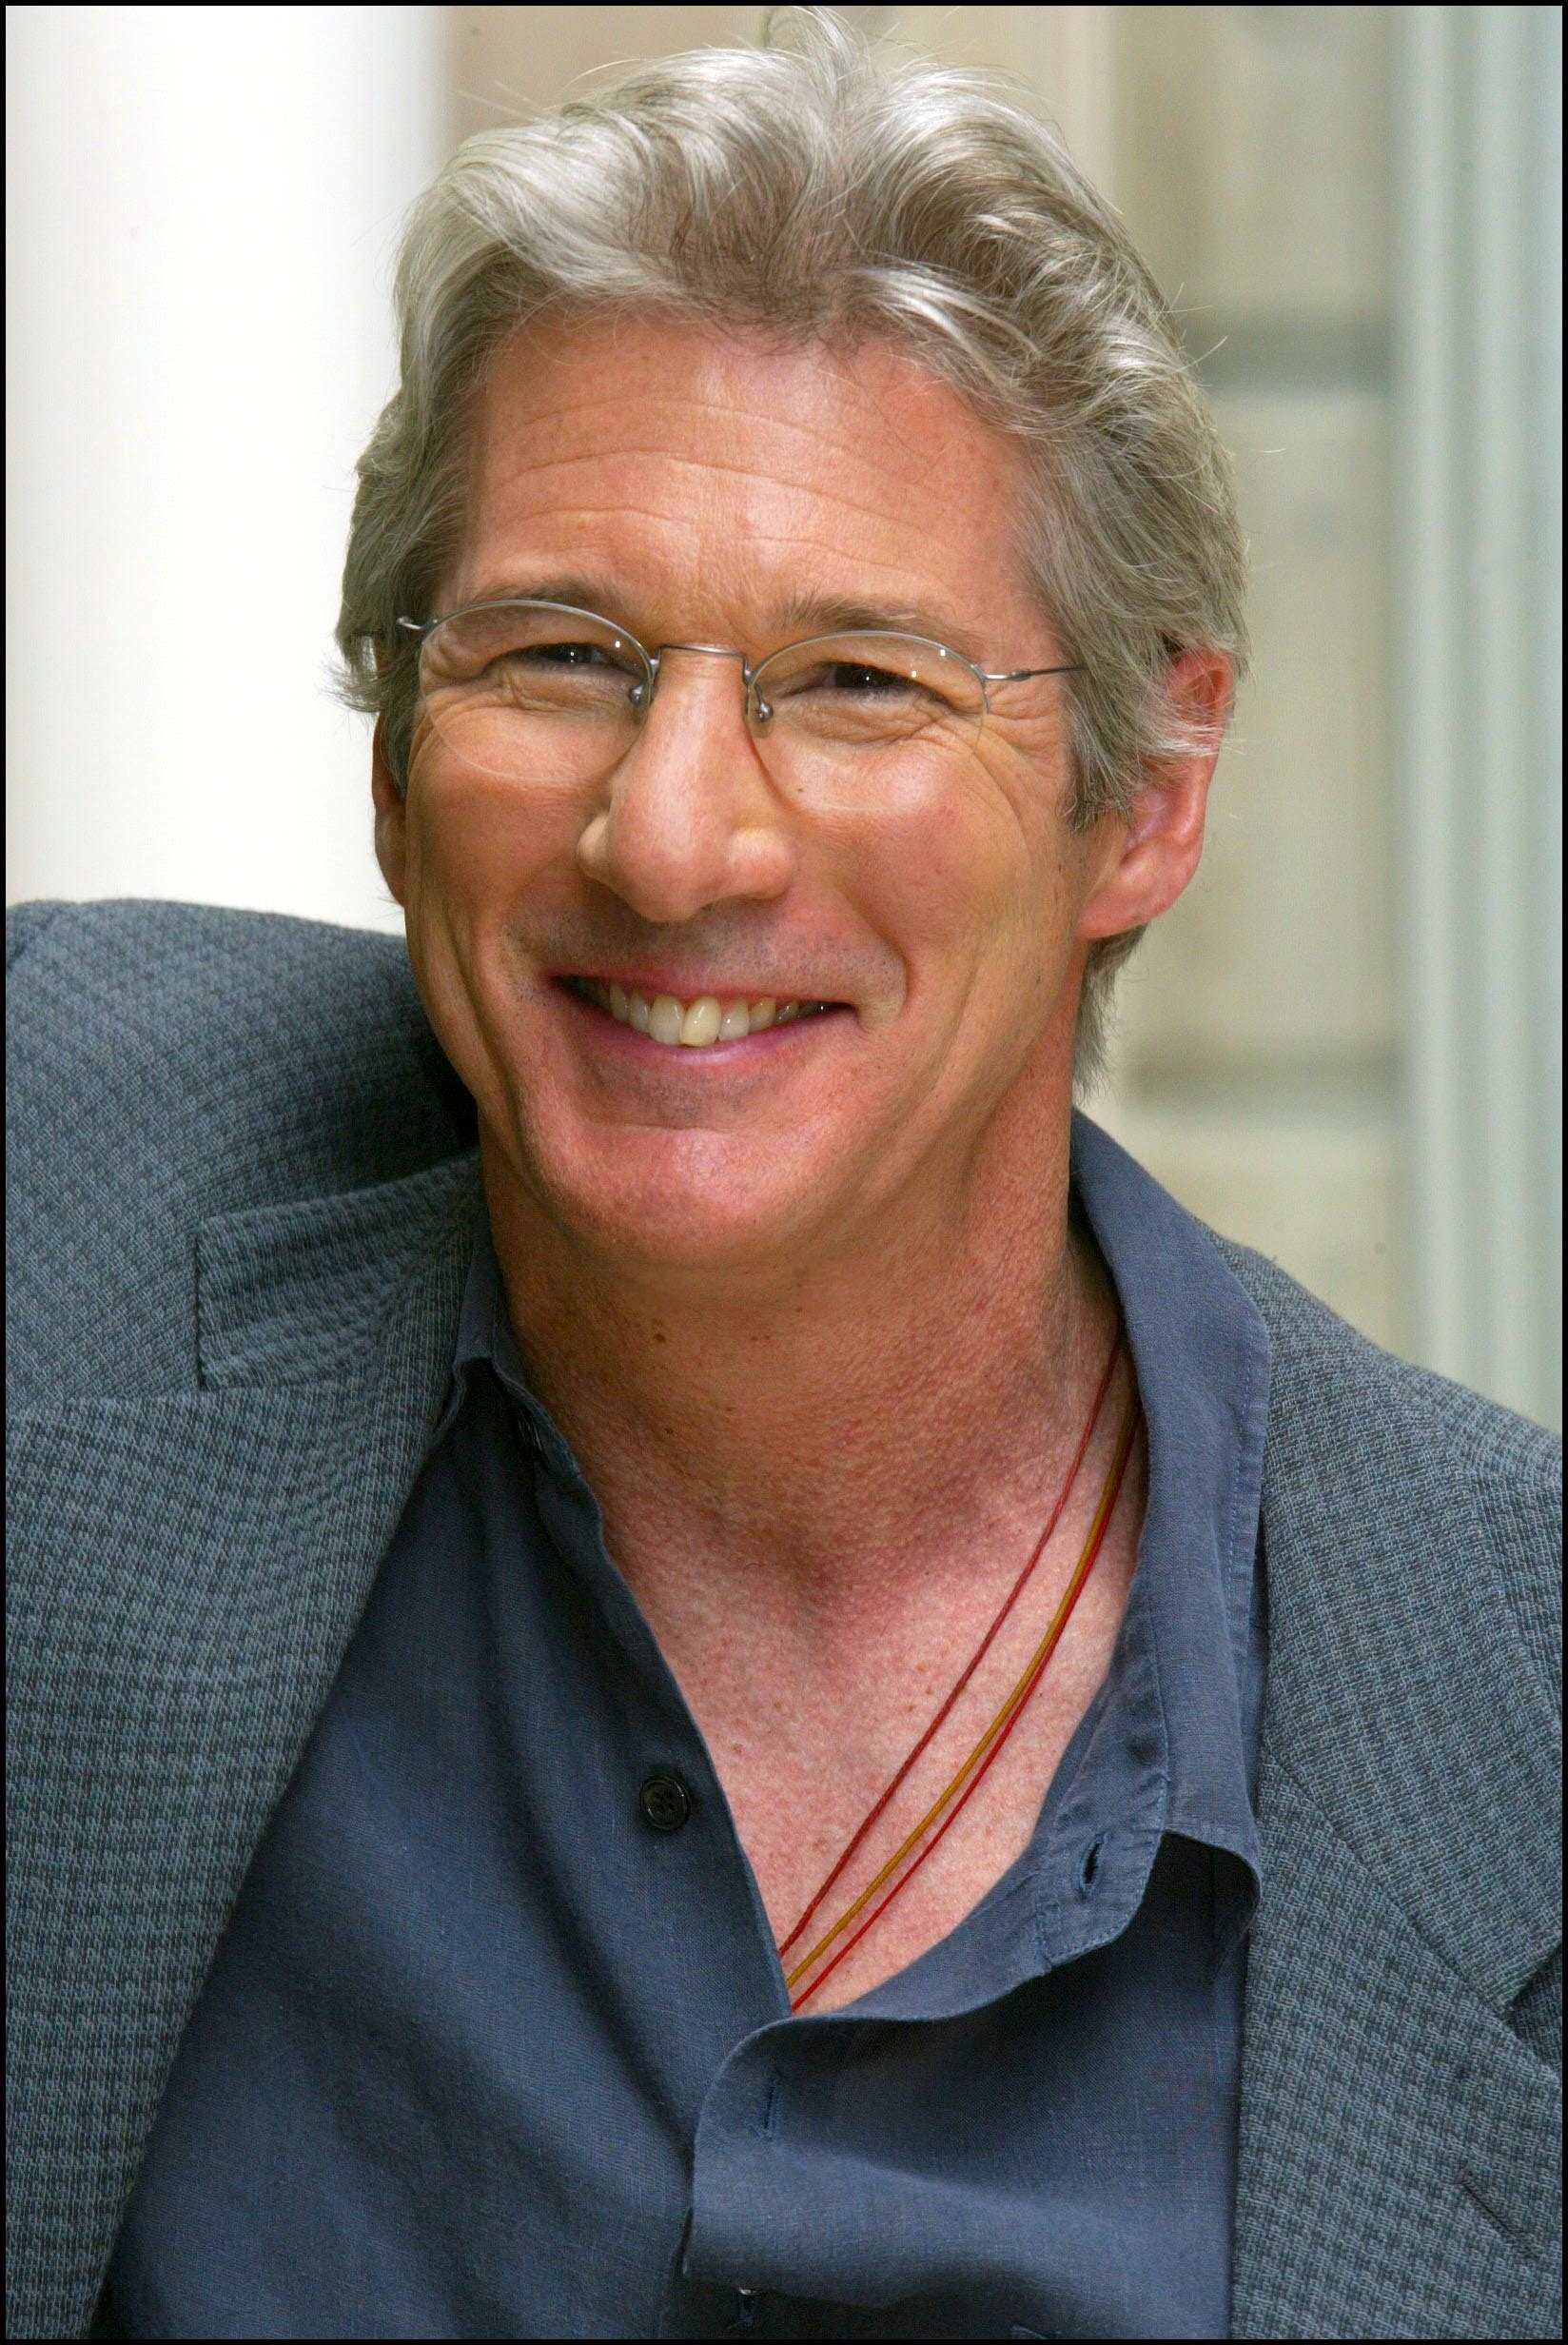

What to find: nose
left=575, top=649, right=796, bottom=924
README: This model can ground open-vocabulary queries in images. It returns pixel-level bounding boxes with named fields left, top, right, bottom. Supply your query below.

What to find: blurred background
left=8, top=5, right=1560, bottom=1429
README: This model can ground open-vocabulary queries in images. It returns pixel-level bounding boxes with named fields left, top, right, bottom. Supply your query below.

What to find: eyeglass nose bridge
left=632, top=640, right=762, bottom=720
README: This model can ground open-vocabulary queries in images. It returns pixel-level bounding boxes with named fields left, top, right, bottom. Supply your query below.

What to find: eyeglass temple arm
left=982, top=662, right=1086, bottom=683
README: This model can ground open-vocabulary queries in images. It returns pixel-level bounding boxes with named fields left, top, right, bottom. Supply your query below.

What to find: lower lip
left=551, top=981, right=851, bottom=1062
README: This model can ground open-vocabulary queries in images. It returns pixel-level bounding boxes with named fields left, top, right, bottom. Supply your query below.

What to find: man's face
left=379, top=317, right=1122, bottom=1274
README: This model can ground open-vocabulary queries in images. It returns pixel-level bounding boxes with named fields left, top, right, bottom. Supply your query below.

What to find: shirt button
left=639, top=1772, right=693, bottom=1832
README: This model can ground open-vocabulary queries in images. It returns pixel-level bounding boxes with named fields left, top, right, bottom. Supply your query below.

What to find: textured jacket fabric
left=7, top=898, right=1562, bottom=2342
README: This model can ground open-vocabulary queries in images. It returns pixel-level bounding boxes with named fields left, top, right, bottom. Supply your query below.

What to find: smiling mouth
left=559, top=976, right=841, bottom=1049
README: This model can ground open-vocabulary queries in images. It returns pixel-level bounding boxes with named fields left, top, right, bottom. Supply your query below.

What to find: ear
left=371, top=721, right=408, bottom=908
left=1075, top=648, right=1233, bottom=943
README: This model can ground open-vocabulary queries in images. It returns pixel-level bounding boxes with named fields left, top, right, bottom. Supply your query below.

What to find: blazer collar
left=195, top=1150, right=484, bottom=1398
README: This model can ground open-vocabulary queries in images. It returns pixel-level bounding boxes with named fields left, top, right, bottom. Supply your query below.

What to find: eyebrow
left=773, top=591, right=993, bottom=666
left=451, top=574, right=995, bottom=666
left=454, top=575, right=641, bottom=628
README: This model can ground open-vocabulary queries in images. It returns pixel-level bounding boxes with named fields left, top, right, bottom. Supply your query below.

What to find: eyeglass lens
left=414, top=601, right=989, bottom=793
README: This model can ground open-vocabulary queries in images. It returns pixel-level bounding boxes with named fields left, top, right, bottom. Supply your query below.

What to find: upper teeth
left=576, top=980, right=829, bottom=1047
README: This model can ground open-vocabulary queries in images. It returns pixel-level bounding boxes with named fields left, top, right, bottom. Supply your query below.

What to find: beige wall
left=448, top=6, right=765, bottom=140
left=1102, top=7, right=1402, bottom=1356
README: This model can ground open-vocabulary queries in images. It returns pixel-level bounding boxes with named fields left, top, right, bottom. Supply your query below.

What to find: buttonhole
left=760, top=2075, right=779, bottom=2140
left=1077, top=1834, right=1107, bottom=1894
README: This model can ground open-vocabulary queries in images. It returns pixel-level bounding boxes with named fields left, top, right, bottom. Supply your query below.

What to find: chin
left=512, top=1118, right=840, bottom=1275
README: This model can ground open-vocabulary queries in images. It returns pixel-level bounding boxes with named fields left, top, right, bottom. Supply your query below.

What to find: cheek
left=396, top=764, right=582, bottom=1084
left=847, top=750, right=1071, bottom=991
left=396, top=765, right=582, bottom=1132
left=402, top=756, right=579, bottom=927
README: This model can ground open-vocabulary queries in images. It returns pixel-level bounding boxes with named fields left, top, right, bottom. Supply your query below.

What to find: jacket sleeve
left=7, top=899, right=69, bottom=970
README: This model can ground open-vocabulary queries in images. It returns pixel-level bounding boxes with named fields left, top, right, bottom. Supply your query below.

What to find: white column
left=1394, top=5, right=1562, bottom=1427
left=6, top=4, right=443, bottom=933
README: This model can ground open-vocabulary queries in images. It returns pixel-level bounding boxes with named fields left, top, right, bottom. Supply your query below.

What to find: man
left=9, top=14, right=1559, bottom=2340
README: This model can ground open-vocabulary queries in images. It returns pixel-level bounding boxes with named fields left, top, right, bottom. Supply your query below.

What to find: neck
left=483, top=1105, right=1117, bottom=1631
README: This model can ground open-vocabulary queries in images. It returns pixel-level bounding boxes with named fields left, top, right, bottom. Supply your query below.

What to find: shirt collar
left=1020, top=1111, right=1270, bottom=1968
left=430, top=1217, right=556, bottom=1458
left=1069, top=1109, right=1269, bottom=1857
left=852, top=1113, right=1270, bottom=2022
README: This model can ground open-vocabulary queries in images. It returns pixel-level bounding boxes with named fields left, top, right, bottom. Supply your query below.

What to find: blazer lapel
left=7, top=1151, right=483, bottom=2342
left=1231, top=1375, right=1561, bottom=2337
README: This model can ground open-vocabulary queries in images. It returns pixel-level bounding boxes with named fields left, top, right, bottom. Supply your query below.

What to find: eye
left=511, top=638, right=633, bottom=672
left=824, top=660, right=910, bottom=697
left=786, top=659, right=946, bottom=709
left=828, top=659, right=941, bottom=702
left=420, top=604, right=652, bottom=721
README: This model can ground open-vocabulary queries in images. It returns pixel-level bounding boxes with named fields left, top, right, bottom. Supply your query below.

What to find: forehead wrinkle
left=479, top=313, right=1026, bottom=511
left=489, top=382, right=875, bottom=444
left=463, top=470, right=979, bottom=581
left=475, top=383, right=1016, bottom=531
left=476, top=440, right=992, bottom=545
left=487, top=340, right=958, bottom=443
left=501, top=393, right=984, bottom=489
left=465, top=473, right=1026, bottom=647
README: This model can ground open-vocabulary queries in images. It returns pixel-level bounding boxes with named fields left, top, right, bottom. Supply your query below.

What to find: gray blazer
left=8, top=900, right=1561, bottom=2341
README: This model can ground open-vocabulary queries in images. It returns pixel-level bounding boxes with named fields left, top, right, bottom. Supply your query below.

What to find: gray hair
left=336, top=7, right=1247, bottom=1087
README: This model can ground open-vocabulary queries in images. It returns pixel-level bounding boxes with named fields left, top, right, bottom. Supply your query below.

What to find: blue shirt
left=102, top=1115, right=1271, bottom=2339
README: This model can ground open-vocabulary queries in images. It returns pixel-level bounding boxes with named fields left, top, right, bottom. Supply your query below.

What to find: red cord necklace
left=780, top=1330, right=1138, bottom=2012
